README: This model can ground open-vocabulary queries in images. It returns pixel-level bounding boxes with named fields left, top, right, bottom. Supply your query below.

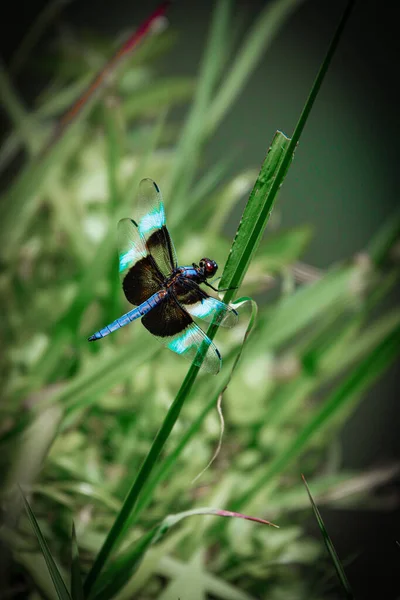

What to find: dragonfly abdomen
left=88, top=290, right=167, bottom=341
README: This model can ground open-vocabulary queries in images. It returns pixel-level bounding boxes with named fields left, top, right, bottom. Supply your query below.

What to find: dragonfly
left=88, top=178, right=238, bottom=374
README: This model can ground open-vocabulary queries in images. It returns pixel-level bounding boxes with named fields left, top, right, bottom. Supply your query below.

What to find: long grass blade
left=220, top=0, right=357, bottom=300
left=234, top=323, right=400, bottom=509
left=91, top=506, right=277, bottom=600
left=124, top=297, right=258, bottom=530
left=82, top=3, right=355, bottom=593
left=71, top=523, right=84, bottom=600
left=206, top=0, right=306, bottom=134
left=302, top=475, right=354, bottom=599
left=166, top=0, right=232, bottom=219
left=82, top=127, right=295, bottom=595
left=42, top=1, right=171, bottom=154
left=20, top=487, right=72, bottom=600
left=0, top=60, right=37, bottom=154
left=219, top=131, right=291, bottom=298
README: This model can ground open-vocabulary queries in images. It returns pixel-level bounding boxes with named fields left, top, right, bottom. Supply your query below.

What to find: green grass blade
left=254, top=265, right=352, bottom=352
left=368, top=208, right=400, bottom=267
left=302, top=475, right=354, bottom=599
left=30, top=111, right=166, bottom=394
left=19, top=487, right=72, bottom=600
left=219, top=131, right=291, bottom=297
left=83, top=248, right=262, bottom=598
left=71, top=523, right=84, bottom=600
left=91, top=506, right=276, bottom=600
left=165, top=0, right=232, bottom=219
left=9, top=0, right=67, bottom=75
left=83, top=3, right=355, bottom=593
left=83, top=361, right=203, bottom=596
left=220, top=0, right=356, bottom=300
left=206, top=0, right=306, bottom=134
left=0, top=127, right=82, bottom=264
left=124, top=297, right=258, bottom=529
left=234, top=323, right=400, bottom=509
left=3, top=406, right=63, bottom=521
left=0, top=60, right=37, bottom=154
left=42, top=2, right=171, bottom=154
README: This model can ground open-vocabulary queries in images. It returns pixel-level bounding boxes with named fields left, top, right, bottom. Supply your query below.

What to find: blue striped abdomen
left=88, top=291, right=166, bottom=341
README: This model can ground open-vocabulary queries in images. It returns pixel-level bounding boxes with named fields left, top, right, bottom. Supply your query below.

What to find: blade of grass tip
left=218, top=130, right=291, bottom=301
left=41, top=1, right=171, bottom=156
left=302, top=475, right=354, bottom=599
left=19, top=487, right=72, bottom=600
left=71, top=522, right=84, bottom=600
left=219, top=0, right=356, bottom=303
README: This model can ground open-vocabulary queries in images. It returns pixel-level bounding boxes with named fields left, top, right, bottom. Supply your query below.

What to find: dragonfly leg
left=204, top=281, right=238, bottom=293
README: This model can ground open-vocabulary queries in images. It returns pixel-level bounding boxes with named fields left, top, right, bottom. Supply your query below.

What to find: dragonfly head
left=199, top=258, right=218, bottom=279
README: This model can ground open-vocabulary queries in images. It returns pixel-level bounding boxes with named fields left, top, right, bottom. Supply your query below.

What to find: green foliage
left=20, top=487, right=72, bottom=600
left=0, top=1, right=399, bottom=599
left=302, top=476, right=354, bottom=599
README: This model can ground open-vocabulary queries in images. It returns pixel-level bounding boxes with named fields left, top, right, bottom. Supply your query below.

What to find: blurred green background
left=65, top=0, right=400, bottom=484
left=1, top=1, right=399, bottom=599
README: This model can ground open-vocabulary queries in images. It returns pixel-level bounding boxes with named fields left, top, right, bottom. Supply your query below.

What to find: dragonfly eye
left=200, top=257, right=218, bottom=278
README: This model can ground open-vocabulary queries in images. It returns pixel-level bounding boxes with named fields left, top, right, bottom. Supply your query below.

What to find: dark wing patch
left=173, top=279, right=207, bottom=306
left=141, top=293, right=222, bottom=374
left=146, top=225, right=177, bottom=276
left=122, top=255, right=163, bottom=305
left=142, top=293, right=191, bottom=337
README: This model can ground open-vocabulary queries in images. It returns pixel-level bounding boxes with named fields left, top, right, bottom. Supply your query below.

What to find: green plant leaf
left=219, top=130, right=292, bottom=296
left=302, top=475, right=354, bottom=599
left=165, top=0, right=232, bottom=218
left=19, top=487, right=72, bottom=600
left=234, top=323, right=400, bottom=509
left=91, top=506, right=276, bottom=600
left=83, top=2, right=356, bottom=592
left=126, top=296, right=258, bottom=528
left=206, top=0, right=307, bottom=134
left=71, top=523, right=84, bottom=600
left=368, top=208, right=400, bottom=267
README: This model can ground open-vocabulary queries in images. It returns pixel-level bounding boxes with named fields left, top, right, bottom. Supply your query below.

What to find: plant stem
left=83, top=363, right=200, bottom=596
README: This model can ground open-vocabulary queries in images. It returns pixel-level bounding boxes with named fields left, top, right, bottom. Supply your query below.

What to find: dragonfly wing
left=141, top=292, right=221, bottom=374
left=118, top=218, right=164, bottom=306
left=173, top=279, right=238, bottom=327
left=134, top=178, right=178, bottom=276
left=184, top=295, right=239, bottom=327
